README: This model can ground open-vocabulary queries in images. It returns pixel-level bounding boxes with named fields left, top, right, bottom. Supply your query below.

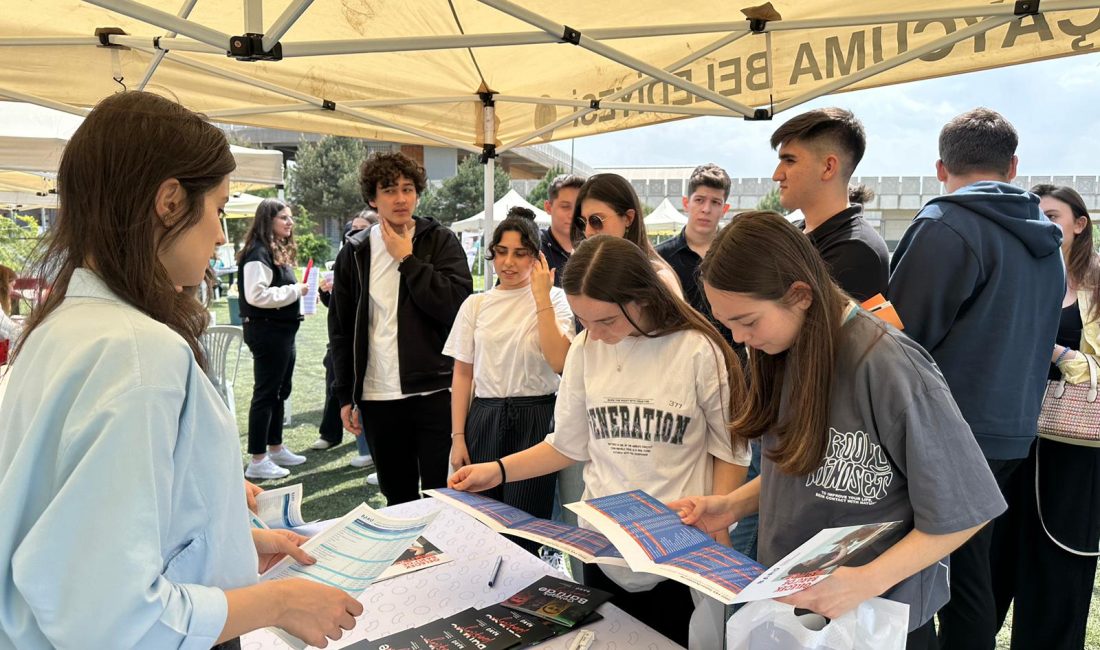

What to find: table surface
left=240, top=498, right=682, bottom=650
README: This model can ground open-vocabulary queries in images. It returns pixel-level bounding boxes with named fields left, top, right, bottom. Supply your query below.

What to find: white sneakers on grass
left=268, top=447, right=307, bottom=466
left=244, top=447, right=307, bottom=480
left=309, top=438, right=334, bottom=450
left=349, top=454, right=373, bottom=468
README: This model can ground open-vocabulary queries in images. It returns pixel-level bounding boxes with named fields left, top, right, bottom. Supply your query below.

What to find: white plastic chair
left=200, top=325, right=244, bottom=419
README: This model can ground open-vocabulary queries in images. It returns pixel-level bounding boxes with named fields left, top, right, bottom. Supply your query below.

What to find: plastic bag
left=725, top=598, right=909, bottom=650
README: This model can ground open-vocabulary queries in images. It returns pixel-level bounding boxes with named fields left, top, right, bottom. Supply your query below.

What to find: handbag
left=1036, top=352, right=1100, bottom=447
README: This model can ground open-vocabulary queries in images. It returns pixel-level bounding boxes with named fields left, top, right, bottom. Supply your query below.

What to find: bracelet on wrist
left=1055, top=346, right=1072, bottom=365
left=451, top=432, right=465, bottom=438
left=495, top=458, right=508, bottom=485
left=536, top=305, right=553, bottom=315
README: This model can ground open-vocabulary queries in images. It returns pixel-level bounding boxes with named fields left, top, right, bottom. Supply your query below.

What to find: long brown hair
left=1032, top=184, right=1100, bottom=320
left=571, top=174, right=673, bottom=274
left=0, top=264, right=15, bottom=315
left=562, top=235, right=746, bottom=421
left=700, top=211, right=849, bottom=476
left=237, top=198, right=297, bottom=267
left=12, top=91, right=235, bottom=368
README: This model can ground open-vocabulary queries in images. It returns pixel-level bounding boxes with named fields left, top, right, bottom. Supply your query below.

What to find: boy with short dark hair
left=770, top=107, right=889, bottom=302
left=541, top=173, right=585, bottom=286
left=328, top=151, right=473, bottom=505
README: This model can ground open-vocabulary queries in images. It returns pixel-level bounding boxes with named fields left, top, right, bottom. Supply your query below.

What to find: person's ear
left=682, top=196, right=689, bottom=210
left=821, top=154, right=841, bottom=182
left=785, top=281, right=814, bottom=312
left=155, top=179, right=185, bottom=227
left=935, top=160, right=949, bottom=183
left=1074, top=215, right=1089, bottom=236
left=1006, top=155, right=1018, bottom=181
left=624, top=209, right=635, bottom=226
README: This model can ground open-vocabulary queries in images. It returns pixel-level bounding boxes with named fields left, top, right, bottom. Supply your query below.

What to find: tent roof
left=1, top=1, right=1098, bottom=154
left=644, top=198, right=688, bottom=232
left=451, top=188, right=551, bottom=232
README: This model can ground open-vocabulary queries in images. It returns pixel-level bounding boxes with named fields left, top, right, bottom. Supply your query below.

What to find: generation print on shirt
left=805, top=428, right=893, bottom=506
left=587, top=398, right=690, bottom=445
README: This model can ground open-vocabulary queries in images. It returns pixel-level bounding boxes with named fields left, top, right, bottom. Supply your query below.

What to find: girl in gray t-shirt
left=670, top=211, right=1006, bottom=642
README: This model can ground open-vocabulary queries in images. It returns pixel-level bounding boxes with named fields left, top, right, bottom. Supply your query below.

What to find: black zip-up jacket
left=328, top=216, right=473, bottom=407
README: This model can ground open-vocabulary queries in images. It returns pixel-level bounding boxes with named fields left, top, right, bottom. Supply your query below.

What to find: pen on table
left=487, top=555, right=503, bottom=587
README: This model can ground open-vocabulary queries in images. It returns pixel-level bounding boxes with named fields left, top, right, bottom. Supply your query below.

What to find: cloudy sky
left=569, top=51, right=1100, bottom=178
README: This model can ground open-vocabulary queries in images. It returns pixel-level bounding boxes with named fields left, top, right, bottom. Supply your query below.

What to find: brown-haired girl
left=671, top=211, right=1006, bottom=647
left=449, top=235, right=748, bottom=646
left=237, top=198, right=309, bottom=480
left=570, top=173, right=683, bottom=298
left=0, top=91, right=360, bottom=648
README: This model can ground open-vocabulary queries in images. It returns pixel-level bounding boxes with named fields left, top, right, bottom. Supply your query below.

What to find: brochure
left=501, top=576, right=612, bottom=628
left=423, top=488, right=627, bottom=566
left=252, top=483, right=309, bottom=529
left=375, top=536, right=453, bottom=582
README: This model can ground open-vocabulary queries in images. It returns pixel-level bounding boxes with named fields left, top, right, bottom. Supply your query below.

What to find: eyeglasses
left=573, top=214, right=605, bottom=232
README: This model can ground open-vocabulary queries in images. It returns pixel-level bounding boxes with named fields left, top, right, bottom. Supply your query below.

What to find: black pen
left=487, top=555, right=503, bottom=587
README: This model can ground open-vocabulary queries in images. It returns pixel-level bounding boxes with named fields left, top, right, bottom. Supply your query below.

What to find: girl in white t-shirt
left=444, top=209, right=574, bottom=531
left=449, top=235, right=749, bottom=647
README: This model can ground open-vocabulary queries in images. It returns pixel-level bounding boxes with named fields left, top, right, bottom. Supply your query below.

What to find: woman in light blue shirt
left=0, top=91, right=362, bottom=649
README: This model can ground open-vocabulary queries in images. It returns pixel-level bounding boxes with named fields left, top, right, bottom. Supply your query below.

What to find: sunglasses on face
left=574, top=214, right=606, bottom=232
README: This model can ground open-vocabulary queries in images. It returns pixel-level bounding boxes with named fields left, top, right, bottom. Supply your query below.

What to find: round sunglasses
left=573, top=214, right=607, bottom=232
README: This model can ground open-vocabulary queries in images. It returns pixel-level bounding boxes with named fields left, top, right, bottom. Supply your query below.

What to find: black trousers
left=582, top=563, right=692, bottom=648
left=992, top=438, right=1100, bottom=650
left=935, top=456, right=1020, bottom=650
left=243, top=319, right=299, bottom=456
left=360, top=391, right=451, bottom=505
left=467, top=395, right=558, bottom=555
left=318, top=348, right=344, bottom=444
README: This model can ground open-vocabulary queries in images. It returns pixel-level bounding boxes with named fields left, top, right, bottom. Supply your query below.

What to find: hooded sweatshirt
left=888, top=181, right=1064, bottom=460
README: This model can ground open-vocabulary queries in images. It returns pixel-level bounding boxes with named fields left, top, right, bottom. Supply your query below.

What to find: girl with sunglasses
left=670, top=211, right=1006, bottom=647
left=570, top=173, right=684, bottom=299
left=449, top=235, right=749, bottom=646
left=443, top=208, right=575, bottom=548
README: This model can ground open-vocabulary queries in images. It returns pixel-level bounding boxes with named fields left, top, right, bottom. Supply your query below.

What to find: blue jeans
left=730, top=440, right=761, bottom=560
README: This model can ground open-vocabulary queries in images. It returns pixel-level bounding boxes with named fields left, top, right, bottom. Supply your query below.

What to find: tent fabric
left=644, top=198, right=688, bottom=232
left=1, top=2, right=1098, bottom=151
left=450, top=188, right=551, bottom=232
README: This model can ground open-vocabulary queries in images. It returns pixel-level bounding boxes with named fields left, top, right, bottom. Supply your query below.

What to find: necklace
left=614, top=336, right=642, bottom=372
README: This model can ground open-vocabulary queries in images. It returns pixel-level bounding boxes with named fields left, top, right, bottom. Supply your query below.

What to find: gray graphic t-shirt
left=757, top=311, right=1007, bottom=631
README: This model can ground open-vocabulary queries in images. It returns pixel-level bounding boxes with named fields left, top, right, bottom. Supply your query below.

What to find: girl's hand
left=448, top=462, right=503, bottom=492
left=667, top=494, right=739, bottom=536
left=244, top=480, right=263, bottom=514
left=775, top=566, right=882, bottom=620
left=531, top=252, right=555, bottom=305
left=450, top=435, right=471, bottom=470
left=252, top=528, right=315, bottom=573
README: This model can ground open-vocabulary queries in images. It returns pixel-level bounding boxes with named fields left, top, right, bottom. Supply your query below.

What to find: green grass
left=208, top=294, right=1100, bottom=648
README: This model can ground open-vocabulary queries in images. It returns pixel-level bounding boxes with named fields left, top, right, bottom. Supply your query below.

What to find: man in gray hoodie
left=888, top=108, right=1064, bottom=650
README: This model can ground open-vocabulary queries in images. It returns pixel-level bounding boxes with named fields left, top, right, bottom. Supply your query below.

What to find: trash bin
left=227, top=295, right=241, bottom=325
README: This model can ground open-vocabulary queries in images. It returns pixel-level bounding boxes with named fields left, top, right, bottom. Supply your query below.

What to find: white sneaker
left=268, top=447, right=307, bottom=466
left=366, top=472, right=380, bottom=486
left=310, top=438, right=334, bottom=450
left=245, top=457, right=290, bottom=480
left=349, top=454, right=374, bottom=468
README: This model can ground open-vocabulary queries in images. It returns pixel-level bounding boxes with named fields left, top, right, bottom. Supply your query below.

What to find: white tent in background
left=644, top=198, right=688, bottom=233
left=224, top=192, right=267, bottom=217
left=450, top=189, right=551, bottom=233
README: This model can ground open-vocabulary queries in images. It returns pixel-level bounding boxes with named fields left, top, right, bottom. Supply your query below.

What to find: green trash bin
left=227, top=295, right=242, bottom=325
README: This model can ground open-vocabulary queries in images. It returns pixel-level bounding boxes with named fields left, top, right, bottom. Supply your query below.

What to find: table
left=241, top=499, right=682, bottom=650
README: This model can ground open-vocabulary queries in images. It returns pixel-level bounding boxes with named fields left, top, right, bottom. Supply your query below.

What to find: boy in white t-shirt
left=449, top=235, right=749, bottom=647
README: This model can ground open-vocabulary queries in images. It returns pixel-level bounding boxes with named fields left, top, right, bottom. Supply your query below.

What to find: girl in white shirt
left=0, top=265, right=22, bottom=356
left=444, top=209, right=574, bottom=539
left=449, top=235, right=749, bottom=647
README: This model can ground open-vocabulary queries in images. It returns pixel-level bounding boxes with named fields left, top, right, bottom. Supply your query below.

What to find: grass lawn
left=208, top=294, right=1100, bottom=649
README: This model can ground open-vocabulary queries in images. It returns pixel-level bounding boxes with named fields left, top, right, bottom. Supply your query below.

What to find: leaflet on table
left=731, top=520, right=901, bottom=603
left=251, top=483, right=309, bottom=529
left=261, top=502, right=439, bottom=650
left=374, top=535, right=453, bottom=582
left=567, top=490, right=766, bottom=604
left=423, top=488, right=627, bottom=567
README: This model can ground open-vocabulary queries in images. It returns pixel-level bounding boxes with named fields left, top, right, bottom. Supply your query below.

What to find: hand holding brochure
left=252, top=483, right=309, bottom=529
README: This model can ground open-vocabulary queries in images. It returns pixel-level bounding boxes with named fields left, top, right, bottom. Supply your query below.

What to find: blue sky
left=569, top=52, right=1100, bottom=178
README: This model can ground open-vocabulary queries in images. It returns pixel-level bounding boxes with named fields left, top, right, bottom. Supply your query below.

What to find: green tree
left=287, top=135, right=365, bottom=228
left=0, top=213, right=42, bottom=271
left=292, top=206, right=331, bottom=264
left=417, top=155, right=512, bottom=225
left=756, top=187, right=789, bottom=215
left=525, top=166, right=565, bottom=207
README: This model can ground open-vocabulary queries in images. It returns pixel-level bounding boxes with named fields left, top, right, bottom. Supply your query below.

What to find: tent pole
left=262, top=0, right=315, bottom=52
left=204, top=96, right=479, bottom=118
left=244, top=0, right=263, bottom=33
left=480, top=0, right=755, bottom=118
left=774, top=14, right=1016, bottom=113
left=138, top=0, right=199, bottom=91
left=766, top=1, right=1100, bottom=31
left=494, top=94, right=748, bottom=118
left=82, top=0, right=230, bottom=51
left=0, top=87, right=89, bottom=117
left=498, top=29, right=749, bottom=153
left=482, top=98, right=496, bottom=290
left=111, top=35, right=223, bottom=53
left=0, top=37, right=99, bottom=46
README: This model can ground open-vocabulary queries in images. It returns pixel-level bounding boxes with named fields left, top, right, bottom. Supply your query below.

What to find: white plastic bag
left=725, top=598, right=909, bottom=650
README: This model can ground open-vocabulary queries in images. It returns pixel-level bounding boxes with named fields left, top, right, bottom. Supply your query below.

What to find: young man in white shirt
left=328, top=152, right=473, bottom=505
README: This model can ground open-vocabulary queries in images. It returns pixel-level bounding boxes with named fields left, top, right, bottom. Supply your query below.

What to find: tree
left=287, top=135, right=366, bottom=228
left=756, top=187, right=789, bottom=215
left=292, top=206, right=331, bottom=264
left=526, top=166, right=565, bottom=207
left=417, top=155, right=512, bottom=225
left=0, top=213, right=42, bottom=271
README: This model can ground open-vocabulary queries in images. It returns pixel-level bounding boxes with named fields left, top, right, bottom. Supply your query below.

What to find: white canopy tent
left=3, top=1, right=1100, bottom=284
left=644, top=198, right=688, bottom=233
left=450, top=188, right=551, bottom=233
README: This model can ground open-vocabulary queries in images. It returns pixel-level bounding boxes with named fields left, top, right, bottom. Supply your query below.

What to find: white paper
left=301, top=266, right=319, bottom=315
left=254, top=483, right=307, bottom=529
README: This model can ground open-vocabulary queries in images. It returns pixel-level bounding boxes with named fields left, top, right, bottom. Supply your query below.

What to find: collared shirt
left=540, top=228, right=571, bottom=288
left=796, top=205, right=890, bottom=303
left=0, top=268, right=257, bottom=649
left=656, top=228, right=732, bottom=344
